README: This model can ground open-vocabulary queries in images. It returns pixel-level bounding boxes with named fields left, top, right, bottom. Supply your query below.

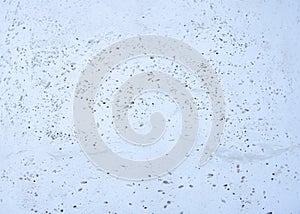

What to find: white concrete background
left=0, top=0, right=300, bottom=213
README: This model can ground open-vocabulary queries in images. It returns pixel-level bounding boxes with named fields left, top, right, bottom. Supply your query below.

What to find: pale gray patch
left=73, top=35, right=225, bottom=180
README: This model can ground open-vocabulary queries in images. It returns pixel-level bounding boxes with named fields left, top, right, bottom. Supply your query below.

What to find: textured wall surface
left=0, top=0, right=300, bottom=213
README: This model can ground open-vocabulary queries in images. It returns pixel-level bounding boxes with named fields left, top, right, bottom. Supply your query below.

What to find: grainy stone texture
left=0, top=0, right=299, bottom=213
